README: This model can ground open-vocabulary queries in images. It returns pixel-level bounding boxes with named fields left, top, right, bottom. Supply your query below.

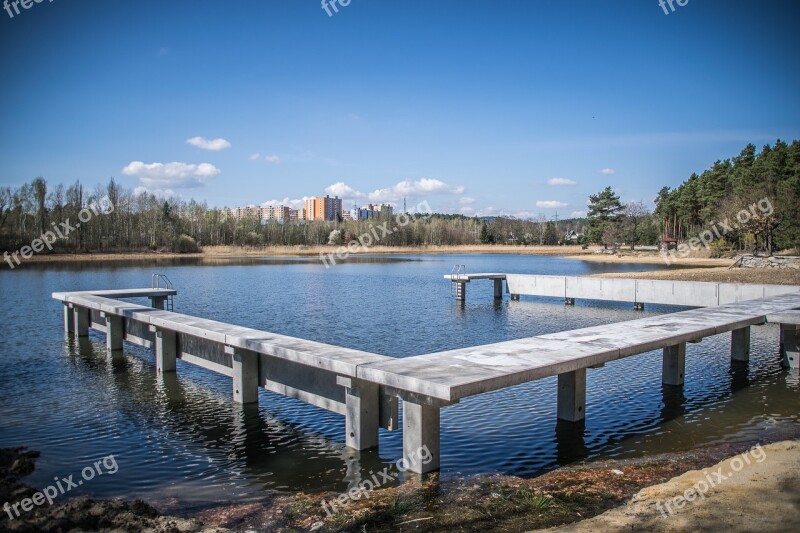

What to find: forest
left=0, top=140, right=797, bottom=255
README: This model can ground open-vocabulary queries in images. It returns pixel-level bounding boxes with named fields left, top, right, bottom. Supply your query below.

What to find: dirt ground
left=592, top=266, right=800, bottom=285
left=538, top=439, right=800, bottom=533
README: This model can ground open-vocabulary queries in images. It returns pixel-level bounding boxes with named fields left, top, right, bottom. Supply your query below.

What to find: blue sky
left=1, top=0, right=799, bottom=218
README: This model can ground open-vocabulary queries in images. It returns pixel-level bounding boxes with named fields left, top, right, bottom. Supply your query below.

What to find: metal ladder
left=450, top=264, right=466, bottom=297
left=151, top=273, right=175, bottom=311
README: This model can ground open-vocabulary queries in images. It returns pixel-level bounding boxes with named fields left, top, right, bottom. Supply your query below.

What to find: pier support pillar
left=149, top=296, right=167, bottom=310
left=557, top=368, right=586, bottom=422
left=402, top=401, right=440, bottom=473
left=338, top=377, right=380, bottom=450
left=565, top=298, right=575, bottom=306
left=74, top=307, right=89, bottom=338
left=104, top=313, right=123, bottom=351
left=731, top=327, right=751, bottom=362
left=662, top=343, right=686, bottom=386
left=493, top=279, right=503, bottom=300
left=153, top=327, right=177, bottom=373
left=227, top=346, right=259, bottom=404
left=63, top=303, right=74, bottom=335
left=781, top=324, right=799, bottom=372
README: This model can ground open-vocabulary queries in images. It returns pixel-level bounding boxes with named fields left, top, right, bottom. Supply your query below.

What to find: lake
left=0, top=254, right=797, bottom=513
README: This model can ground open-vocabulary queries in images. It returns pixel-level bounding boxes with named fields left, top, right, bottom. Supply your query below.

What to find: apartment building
left=305, top=195, right=343, bottom=222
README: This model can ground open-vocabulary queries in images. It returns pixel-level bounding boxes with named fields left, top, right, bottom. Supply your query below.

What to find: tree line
left=2, top=139, right=794, bottom=255
left=0, top=179, right=586, bottom=253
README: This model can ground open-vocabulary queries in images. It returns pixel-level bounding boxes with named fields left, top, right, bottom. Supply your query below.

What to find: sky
left=1, top=0, right=799, bottom=219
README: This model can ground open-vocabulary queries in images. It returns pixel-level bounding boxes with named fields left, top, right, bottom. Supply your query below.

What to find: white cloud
left=186, top=136, right=231, bottom=151
left=368, top=178, right=464, bottom=203
left=536, top=200, right=568, bottom=209
left=600, top=168, right=616, bottom=175
left=459, top=197, right=476, bottom=205
left=122, top=161, right=220, bottom=188
left=460, top=206, right=475, bottom=214
left=261, top=197, right=307, bottom=210
left=570, top=210, right=587, bottom=218
left=547, top=178, right=577, bottom=186
left=250, top=153, right=281, bottom=164
left=325, top=182, right=365, bottom=198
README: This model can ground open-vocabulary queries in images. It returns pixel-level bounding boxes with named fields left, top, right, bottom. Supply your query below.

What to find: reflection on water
left=0, top=254, right=797, bottom=512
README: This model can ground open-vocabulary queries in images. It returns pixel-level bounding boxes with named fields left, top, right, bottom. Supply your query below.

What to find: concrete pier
left=493, top=278, right=503, bottom=300
left=153, top=327, right=177, bottom=373
left=731, top=327, right=751, bottom=362
left=557, top=368, right=586, bottom=422
left=55, top=279, right=800, bottom=475
left=662, top=343, right=686, bottom=386
left=403, top=401, right=440, bottom=474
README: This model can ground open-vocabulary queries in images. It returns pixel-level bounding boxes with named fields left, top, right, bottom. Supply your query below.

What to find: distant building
left=290, top=208, right=306, bottom=222
left=305, top=195, right=343, bottom=222
left=353, top=203, right=393, bottom=220
left=262, top=205, right=291, bottom=223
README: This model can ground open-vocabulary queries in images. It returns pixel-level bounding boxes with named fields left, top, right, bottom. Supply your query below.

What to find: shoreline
left=8, top=430, right=797, bottom=532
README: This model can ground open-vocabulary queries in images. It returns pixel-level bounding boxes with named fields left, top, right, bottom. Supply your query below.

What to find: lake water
left=0, top=254, right=797, bottom=513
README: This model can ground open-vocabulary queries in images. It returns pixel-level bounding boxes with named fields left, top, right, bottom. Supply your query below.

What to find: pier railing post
left=662, top=343, right=686, bottom=386
left=152, top=327, right=177, bottom=373
left=557, top=368, right=586, bottom=422
left=781, top=324, right=799, bottom=372
left=403, top=401, right=440, bottom=473
left=731, top=327, right=751, bottom=362
left=338, top=377, right=380, bottom=450
left=63, top=303, right=74, bottom=335
left=226, top=346, right=259, bottom=404
left=74, top=307, right=89, bottom=338
left=103, top=312, right=124, bottom=351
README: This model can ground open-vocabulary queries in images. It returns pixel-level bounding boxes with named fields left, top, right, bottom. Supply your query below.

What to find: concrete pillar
left=565, top=298, right=575, bottom=306
left=227, top=346, right=259, bottom=404
left=662, top=343, right=686, bottom=386
left=74, top=307, right=89, bottom=337
left=154, top=328, right=177, bottom=373
left=455, top=282, right=466, bottom=301
left=339, top=377, right=380, bottom=450
left=731, top=326, right=751, bottom=362
left=781, top=324, right=799, bottom=372
left=149, top=296, right=167, bottom=310
left=63, top=303, right=74, bottom=335
left=557, top=368, right=586, bottom=422
left=104, top=313, right=123, bottom=351
left=402, top=401, right=440, bottom=474
left=493, top=279, right=503, bottom=300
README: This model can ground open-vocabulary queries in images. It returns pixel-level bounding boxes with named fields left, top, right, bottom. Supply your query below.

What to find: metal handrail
left=151, top=273, right=174, bottom=290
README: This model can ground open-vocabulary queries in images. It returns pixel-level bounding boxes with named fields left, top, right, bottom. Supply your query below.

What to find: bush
left=173, top=234, right=200, bottom=253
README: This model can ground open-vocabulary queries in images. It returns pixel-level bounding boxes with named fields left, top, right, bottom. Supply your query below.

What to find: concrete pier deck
left=54, top=277, right=800, bottom=474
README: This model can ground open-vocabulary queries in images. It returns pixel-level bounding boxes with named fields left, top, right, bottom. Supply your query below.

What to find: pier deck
left=53, top=277, right=800, bottom=474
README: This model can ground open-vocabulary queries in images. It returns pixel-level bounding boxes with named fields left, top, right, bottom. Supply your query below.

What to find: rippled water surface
left=0, top=254, right=797, bottom=511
